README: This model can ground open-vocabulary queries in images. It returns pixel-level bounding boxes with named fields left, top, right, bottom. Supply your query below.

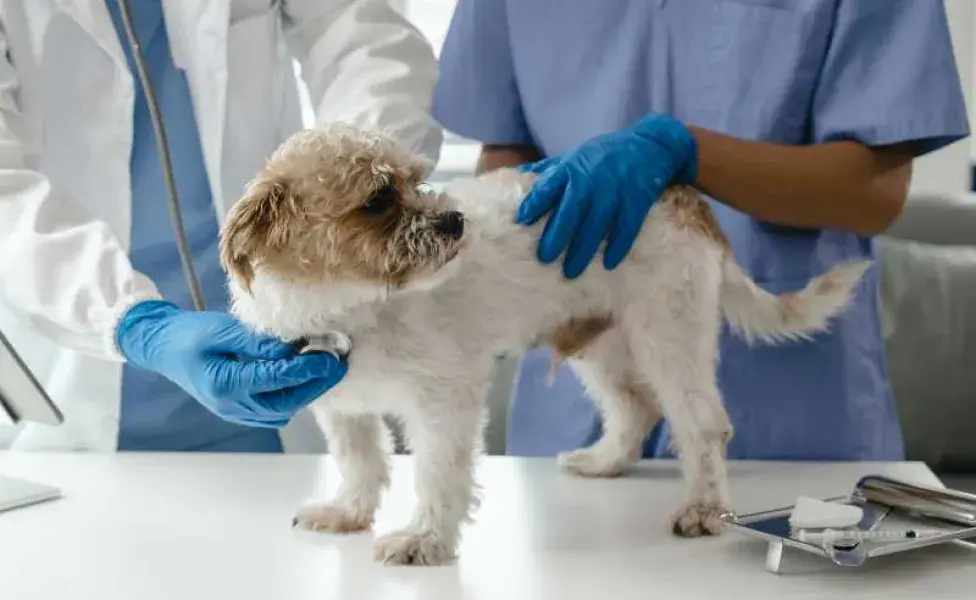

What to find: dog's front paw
left=670, top=502, right=728, bottom=538
left=292, top=502, right=373, bottom=534
left=557, top=447, right=631, bottom=478
left=373, top=529, right=455, bottom=566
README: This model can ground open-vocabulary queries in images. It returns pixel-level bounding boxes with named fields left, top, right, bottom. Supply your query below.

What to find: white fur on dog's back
left=719, top=258, right=871, bottom=345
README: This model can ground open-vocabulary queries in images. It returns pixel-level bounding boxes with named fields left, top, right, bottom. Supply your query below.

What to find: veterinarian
left=432, top=1, right=970, bottom=461
left=0, top=1, right=442, bottom=452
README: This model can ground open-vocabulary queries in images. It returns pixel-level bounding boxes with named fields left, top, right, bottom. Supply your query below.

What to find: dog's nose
left=434, top=211, right=465, bottom=239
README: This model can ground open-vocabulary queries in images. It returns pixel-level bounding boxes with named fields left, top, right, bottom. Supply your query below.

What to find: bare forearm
left=476, top=144, right=542, bottom=174
left=689, top=127, right=914, bottom=236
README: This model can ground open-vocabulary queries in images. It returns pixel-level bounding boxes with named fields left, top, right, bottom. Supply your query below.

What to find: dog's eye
left=362, top=185, right=397, bottom=215
left=416, top=182, right=434, bottom=195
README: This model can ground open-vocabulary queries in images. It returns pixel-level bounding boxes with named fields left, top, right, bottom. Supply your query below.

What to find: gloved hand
left=116, top=300, right=347, bottom=428
left=515, top=112, right=698, bottom=279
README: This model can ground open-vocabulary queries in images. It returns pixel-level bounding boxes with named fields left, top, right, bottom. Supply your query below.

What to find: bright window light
left=293, top=0, right=478, bottom=185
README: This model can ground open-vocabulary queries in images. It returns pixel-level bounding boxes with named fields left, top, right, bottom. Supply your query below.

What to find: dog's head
left=219, top=124, right=466, bottom=310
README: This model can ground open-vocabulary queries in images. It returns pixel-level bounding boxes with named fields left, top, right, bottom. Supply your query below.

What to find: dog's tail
left=719, top=256, right=871, bottom=345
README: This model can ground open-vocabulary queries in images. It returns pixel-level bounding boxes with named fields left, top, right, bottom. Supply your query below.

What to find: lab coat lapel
left=58, top=0, right=231, bottom=210
left=55, top=0, right=126, bottom=68
left=161, top=0, right=230, bottom=212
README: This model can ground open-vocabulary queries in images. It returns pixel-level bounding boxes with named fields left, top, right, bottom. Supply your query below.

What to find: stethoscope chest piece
left=295, top=332, right=353, bottom=361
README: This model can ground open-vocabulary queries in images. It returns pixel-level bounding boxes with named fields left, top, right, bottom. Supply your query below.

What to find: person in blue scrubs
left=105, top=1, right=293, bottom=452
left=432, top=1, right=970, bottom=461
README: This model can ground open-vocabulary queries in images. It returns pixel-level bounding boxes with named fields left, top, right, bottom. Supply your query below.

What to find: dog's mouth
left=431, top=214, right=469, bottom=269
left=375, top=210, right=467, bottom=293
left=395, top=209, right=466, bottom=263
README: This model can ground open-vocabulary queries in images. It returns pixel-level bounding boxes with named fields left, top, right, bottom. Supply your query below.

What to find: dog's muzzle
left=433, top=211, right=464, bottom=239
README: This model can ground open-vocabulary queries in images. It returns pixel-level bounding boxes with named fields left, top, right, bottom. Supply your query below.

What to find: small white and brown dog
left=219, top=123, right=869, bottom=566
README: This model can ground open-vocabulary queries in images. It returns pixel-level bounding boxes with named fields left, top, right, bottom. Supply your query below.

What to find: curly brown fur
left=220, top=125, right=465, bottom=293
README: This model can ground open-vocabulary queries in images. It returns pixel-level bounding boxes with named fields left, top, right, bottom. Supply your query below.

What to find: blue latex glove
left=516, top=113, right=698, bottom=279
left=116, top=300, right=347, bottom=428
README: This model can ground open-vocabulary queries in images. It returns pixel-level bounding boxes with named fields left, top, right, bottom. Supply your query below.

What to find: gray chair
left=877, top=192, right=976, bottom=475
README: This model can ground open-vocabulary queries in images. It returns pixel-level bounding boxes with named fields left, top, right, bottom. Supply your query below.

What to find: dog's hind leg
left=557, top=329, right=663, bottom=478
left=293, top=412, right=392, bottom=533
left=624, top=272, right=733, bottom=537
left=651, top=364, right=731, bottom=538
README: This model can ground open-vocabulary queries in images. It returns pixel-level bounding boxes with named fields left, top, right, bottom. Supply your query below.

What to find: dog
left=219, top=123, right=870, bottom=566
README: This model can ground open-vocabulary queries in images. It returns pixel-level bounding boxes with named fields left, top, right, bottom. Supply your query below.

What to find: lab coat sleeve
left=810, top=0, right=971, bottom=156
left=281, top=0, right=443, bottom=167
left=0, top=24, right=161, bottom=362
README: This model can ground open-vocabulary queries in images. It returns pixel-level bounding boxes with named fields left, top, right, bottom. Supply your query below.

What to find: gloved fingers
left=223, top=412, right=290, bottom=429
left=245, top=352, right=348, bottom=394
left=515, top=166, right=570, bottom=225
left=562, top=186, right=616, bottom=280
left=212, top=323, right=296, bottom=361
left=199, top=353, right=345, bottom=425
left=603, top=193, right=658, bottom=271
left=252, top=376, right=338, bottom=417
left=537, top=171, right=591, bottom=265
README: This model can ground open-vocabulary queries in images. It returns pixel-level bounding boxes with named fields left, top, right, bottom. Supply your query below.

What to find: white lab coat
left=0, top=0, right=443, bottom=451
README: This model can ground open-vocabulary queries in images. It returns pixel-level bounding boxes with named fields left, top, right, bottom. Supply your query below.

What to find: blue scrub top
left=432, top=0, right=970, bottom=461
left=105, top=1, right=282, bottom=452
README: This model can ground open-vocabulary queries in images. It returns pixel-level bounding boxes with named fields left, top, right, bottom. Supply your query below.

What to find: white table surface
left=0, top=453, right=973, bottom=599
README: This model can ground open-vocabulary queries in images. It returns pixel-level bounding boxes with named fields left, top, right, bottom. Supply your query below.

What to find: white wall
left=909, top=0, right=974, bottom=197
left=403, top=0, right=456, bottom=54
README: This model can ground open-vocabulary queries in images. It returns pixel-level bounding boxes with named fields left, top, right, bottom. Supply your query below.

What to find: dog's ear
left=219, top=178, right=292, bottom=292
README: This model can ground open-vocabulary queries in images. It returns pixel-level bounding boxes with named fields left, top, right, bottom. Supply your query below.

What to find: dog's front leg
left=373, top=393, right=483, bottom=566
left=293, top=412, right=391, bottom=533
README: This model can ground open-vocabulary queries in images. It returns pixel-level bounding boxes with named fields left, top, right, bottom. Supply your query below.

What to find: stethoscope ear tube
left=117, top=0, right=207, bottom=311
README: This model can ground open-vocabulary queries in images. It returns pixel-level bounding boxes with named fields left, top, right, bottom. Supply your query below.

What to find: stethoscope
left=115, top=2, right=361, bottom=360
left=117, top=0, right=206, bottom=311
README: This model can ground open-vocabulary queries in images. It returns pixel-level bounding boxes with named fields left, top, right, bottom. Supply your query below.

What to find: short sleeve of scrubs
left=811, top=0, right=970, bottom=156
left=431, top=0, right=533, bottom=145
